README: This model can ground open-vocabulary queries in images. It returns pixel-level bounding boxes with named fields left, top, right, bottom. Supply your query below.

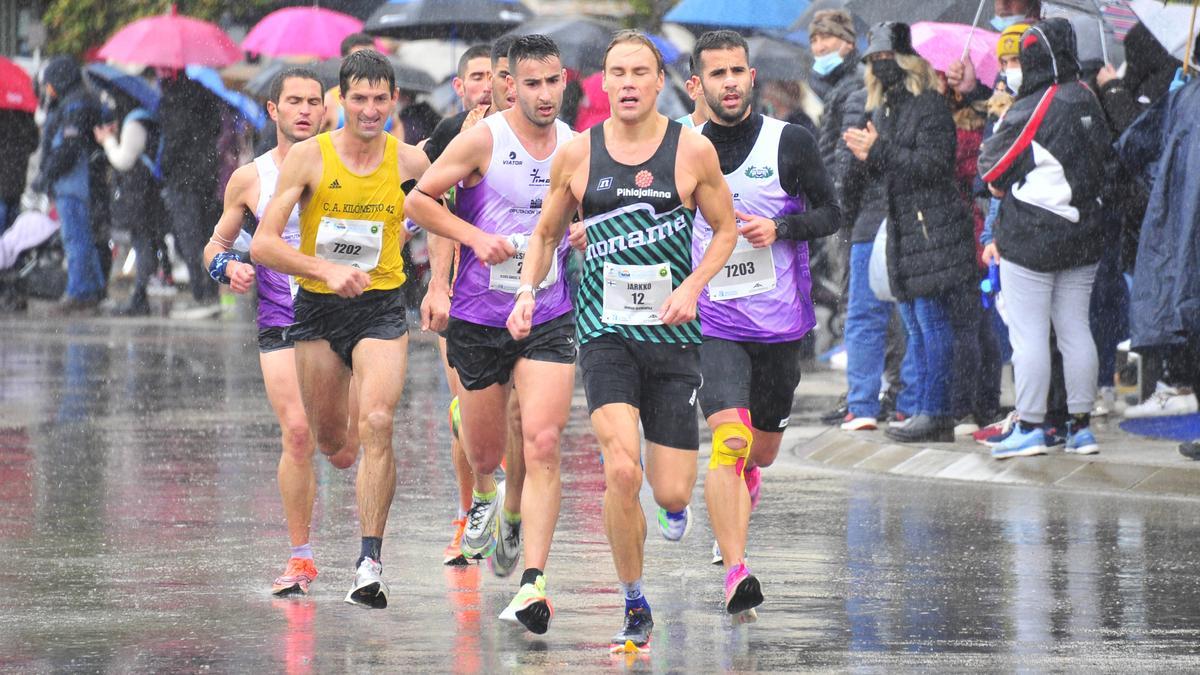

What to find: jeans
left=845, top=242, right=918, bottom=418
left=56, top=196, right=105, bottom=301
left=897, top=295, right=955, bottom=418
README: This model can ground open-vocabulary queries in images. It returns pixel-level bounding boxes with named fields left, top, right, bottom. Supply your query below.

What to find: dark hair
left=339, top=49, right=395, bottom=96
left=603, top=30, right=665, bottom=73
left=268, top=67, right=322, bottom=105
left=457, top=44, right=492, bottom=77
left=491, top=35, right=518, bottom=67
left=508, top=34, right=560, bottom=75
left=340, top=32, right=376, bottom=58
left=691, top=30, right=750, bottom=74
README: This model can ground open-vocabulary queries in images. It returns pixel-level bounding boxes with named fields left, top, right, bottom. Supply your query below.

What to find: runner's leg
left=702, top=410, right=750, bottom=570
left=511, top=359, right=573, bottom=571
left=261, top=348, right=316, bottom=549
left=592, top=403, right=647, bottom=584
left=294, top=340, right=352, bottom=459
left=439, top=335, right=474, bottom=514
left=350, top=336, right=409, bottom=540
left=326, top=375, right=361, bottom=469
left=502, top=390, right=525, bottom=516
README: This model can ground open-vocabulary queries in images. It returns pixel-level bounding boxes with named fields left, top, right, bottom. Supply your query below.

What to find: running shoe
left=974, top=411, right=1018, bottom=447
left=489, top=510, right=521, bottom=578
left=724, top=562, right=764, bottom=615
left=656, top=505, right=692, bottom=542
left=839, top=413, right=877, bottom=431
left=611, top=606, right=653, bottom=649
left=272, top=557, right=318, bottom=596
left=448, top=396, right=462, bottom=440
left=461, top=486, right=499, bottom=559
left=712, top=540, right=723, bottom=566
left=499, top=573, right=553, bottom=634
left=1064, top=425, right=1099, bottom=455
left=744, top=465, right=762, bottom=511
left=443, top=517, right=469, bottom=566
left=990, top=423, right=1048, bottom=460
left=344, top=557, right=389, bottom=609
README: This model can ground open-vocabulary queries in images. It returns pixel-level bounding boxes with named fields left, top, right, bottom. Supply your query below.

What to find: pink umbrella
left=242, top=6, right=364, bottom=60
left=911, top=21, right=1002, bottom=89
left=98, top=6, right=241, bottom=70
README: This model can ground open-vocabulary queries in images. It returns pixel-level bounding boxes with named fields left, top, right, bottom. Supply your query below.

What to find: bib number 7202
left=332, top=242, right=362, bottom=256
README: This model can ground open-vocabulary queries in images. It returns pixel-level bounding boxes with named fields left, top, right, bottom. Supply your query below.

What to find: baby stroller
left=0, top=210, right=68, bottom=312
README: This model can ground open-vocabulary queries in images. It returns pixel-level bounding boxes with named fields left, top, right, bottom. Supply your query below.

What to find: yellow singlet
left=297, top=132, right=407, bottom=294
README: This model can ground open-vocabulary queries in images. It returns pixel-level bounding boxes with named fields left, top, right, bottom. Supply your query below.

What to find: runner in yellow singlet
left=251, top=49, right=430, bottom=610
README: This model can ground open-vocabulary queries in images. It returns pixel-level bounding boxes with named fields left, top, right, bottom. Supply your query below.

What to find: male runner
left=251, top=49, right=430, bottom=609
left=204, top=68, right=364, bottom=596
left=408, top=34, right=574, bottom=635
left=321, top=33, right=392, bottom=134
left=507, top=30, right=738, bottom=649
left=691, top=31, right=841, bottom=613
left=676, top=54, right=712, bottom=129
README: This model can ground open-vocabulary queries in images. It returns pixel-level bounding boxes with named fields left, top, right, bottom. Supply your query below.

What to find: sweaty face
left=491, top=57, right=515, bottom=112
left=602, top=44, right=664, bottom=122
left=459, top=56, right=493, bottom=109
left=510, top=56, right=565, bottom=128
left=699, top=47, right=754, bottom=125
left=341, top=77, right=397, bottom=140
left=272, top=77, right=324, bottom=143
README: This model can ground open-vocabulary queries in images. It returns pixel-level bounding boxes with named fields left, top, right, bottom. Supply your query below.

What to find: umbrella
left=243, top=61, right=322, bottom=100
left=184, top=66, right=267, bottom=130
left=363, top=0, right=534, bottom=41
left=0, top=56, right=36, bottom=113
left=745, top=35, right=815, bottom=82
left=98, top=7, right=241, bottom=70
left=243, top=6, right=364, bottom=60
left=83, top=64, right=160, bottom=112
left=911, top=22, right=1002, bottom=86
left=316, top=57, right=437, bottom=93
left=666, top=0, right=810, bottom=33
left=793, top=0, right=993, bottom=32
left=500, top=16, right=622, bottom=72
left=1129, top=0, right=1198, bottom=64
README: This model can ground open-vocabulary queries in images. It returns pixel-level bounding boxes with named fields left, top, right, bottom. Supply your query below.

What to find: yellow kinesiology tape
left=709, top=422, right=753, bottom=475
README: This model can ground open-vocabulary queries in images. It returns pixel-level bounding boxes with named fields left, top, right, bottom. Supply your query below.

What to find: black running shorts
left=698, top=337, right=803, bottom=432
left=285, top=288, right=408, bottom=369
left=446, top=312, right=576, bottom=391
left=578, top=333, right=701, bottom=450
left=257, top=326, right=294, bottom=354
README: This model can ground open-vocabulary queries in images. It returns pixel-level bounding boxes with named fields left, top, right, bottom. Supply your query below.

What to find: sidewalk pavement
left=782, top=368, right=1200, bottom=501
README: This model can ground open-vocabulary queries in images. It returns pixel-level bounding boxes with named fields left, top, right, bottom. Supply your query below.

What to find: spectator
left=979, top=18, right=1114, bottom=458
left=844, top=22, right=975, bottom=443
left=0, top=108, right=38, bottom=234
left=947, top=0, right=1043, bottom=100
left=31, top=56, right=106, bottom=314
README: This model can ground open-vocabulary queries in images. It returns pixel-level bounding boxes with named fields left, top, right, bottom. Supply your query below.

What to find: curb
left=788, top=428, right=1200, bottom=500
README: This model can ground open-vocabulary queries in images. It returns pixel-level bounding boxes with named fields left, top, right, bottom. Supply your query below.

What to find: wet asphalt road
left=3, top=317, right=1200, bottom=672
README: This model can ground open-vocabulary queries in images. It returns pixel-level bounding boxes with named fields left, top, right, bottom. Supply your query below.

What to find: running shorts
left=285, top=288, right=408, bottom=369
left=698, top=337, right=803, bottom=432
left=578, top=333, right=702, bottom=450
left=446, top=312, right=576, bottom=391
left=257, top=326, right=294, bottom=354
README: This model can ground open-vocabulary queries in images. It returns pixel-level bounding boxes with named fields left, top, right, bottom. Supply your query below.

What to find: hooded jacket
left=978, top=18, right=1113, bottom=273
left=33, top=56, right=101, bottom=202
left=814, top=50, right=865, bottom=198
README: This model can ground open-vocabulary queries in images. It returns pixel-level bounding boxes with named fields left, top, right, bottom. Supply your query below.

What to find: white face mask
left=1005, top=67, right=1023, bottom=94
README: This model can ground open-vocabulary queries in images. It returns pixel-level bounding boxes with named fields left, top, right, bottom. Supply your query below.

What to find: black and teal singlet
left=577, top=120, right=699, bottom=345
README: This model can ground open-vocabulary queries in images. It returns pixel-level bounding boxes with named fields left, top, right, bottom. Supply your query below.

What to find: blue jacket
left=35, top=86, right=101, bottom=202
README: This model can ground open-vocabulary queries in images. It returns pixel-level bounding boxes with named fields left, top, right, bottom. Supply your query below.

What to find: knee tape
left=709, top=421, right=753, bottom=475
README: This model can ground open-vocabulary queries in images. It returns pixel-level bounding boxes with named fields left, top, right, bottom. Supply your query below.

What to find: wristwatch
left=515, top=284, right=537, bottom=300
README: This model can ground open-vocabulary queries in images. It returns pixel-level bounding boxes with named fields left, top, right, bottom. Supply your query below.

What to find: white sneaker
left=656, top=505, right=692, bottom=541
left=840, top=414, right=878, bottom=431
left=461, top=483, right=500, bottom=559
left=953, top=417, right=980, bottom=436
left=1124, top=383, right=1198, bottom=419
left=344, top=557, right=389, bottom=609
left=1092, top=386, right=1116, bottom=417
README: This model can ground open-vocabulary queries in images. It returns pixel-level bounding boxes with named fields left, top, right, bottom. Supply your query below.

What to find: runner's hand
left=323, top=264, right=370, bottom=298
left=736, top=211, right=777, bottom=248
left=507, top=293, right=535, bottom=340
left=421, top=286, right=450, bottom=332
left=568, top=221, right=587, bottom=251
left=469, top=231, right=516, bottom=265
left=228, top=260, right=256, bottom=294
left=659, top=282, right=700, bottom=326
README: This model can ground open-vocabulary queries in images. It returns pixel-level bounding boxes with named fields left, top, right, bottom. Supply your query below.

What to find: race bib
left=488, top=233, right=559, bottom=293
left=709, top=236, right=776, bottom=301
left=315, top=217, right=383, bottom=271
left=602, top=262, right=672, bottom=325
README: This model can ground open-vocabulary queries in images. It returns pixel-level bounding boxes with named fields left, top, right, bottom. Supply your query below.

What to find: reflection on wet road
left=2, top=318, right=1200, bottom=670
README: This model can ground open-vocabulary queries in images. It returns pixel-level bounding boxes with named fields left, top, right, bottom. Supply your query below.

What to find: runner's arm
left=204, top=165, right=257, bottom=294
left=683, top=136, right=737, bottom=291
left=421, top=232, right=454, bottom=331
left=250, top=141, right=329, bottom=281
left=774, top=124, right=841, bottom=241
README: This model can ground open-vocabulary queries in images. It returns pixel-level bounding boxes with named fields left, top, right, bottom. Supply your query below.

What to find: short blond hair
left=864, top=53, right=941, bottom=111
left=603, top=29, right=665, bottom=73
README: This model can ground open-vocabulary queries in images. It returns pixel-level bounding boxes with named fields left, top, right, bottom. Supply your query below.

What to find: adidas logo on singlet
left=329, top=179, right=342, bottom=189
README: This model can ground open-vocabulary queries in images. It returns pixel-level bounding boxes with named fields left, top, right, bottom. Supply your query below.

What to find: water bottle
left=980, top=262, right=1000, bottom=309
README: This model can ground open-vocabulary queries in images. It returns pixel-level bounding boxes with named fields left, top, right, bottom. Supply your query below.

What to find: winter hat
left=862, top=22, right=916, bottom=61
left=810, top=10, right=857, bottom=45
left=41, top=56, right=81, bottom=95
left=996, top=22, right=1032, bottom=60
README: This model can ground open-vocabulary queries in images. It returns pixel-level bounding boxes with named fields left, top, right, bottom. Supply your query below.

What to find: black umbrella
left=243, top=60, right=321, bottom=100
left=745, top=35, right=815, bottom=82
left=792, top=0, right=994, bottom=32
left=363, top=0, right=534, bottom=41
left=500, top=16, right=622, bottom=73
left=315, top=57, right=437, bottom=94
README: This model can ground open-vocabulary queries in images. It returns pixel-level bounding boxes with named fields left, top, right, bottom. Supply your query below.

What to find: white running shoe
left=711, top=540, right=723, bottom=566
left=656, top=505, right=692, bottom=541
left=1124, top=383, right=1198, bottom=419
left=344, top=557, right=389, bottom=609
left=489, top=504, right=521, bottom=578
left=461, top=483, right=500, bottom=559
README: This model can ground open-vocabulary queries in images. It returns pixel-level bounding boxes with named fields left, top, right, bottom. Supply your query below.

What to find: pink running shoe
left=724, top=562, right=763, bottom=615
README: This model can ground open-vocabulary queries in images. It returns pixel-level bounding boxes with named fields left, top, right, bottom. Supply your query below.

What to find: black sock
left=1071, top=412, right=1091, bottom=429
left=520, top=567, right=543, bottom=587
left=358, top=536, right=382, bottom=566
left=1018, top=420, right=1043, bottom=433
